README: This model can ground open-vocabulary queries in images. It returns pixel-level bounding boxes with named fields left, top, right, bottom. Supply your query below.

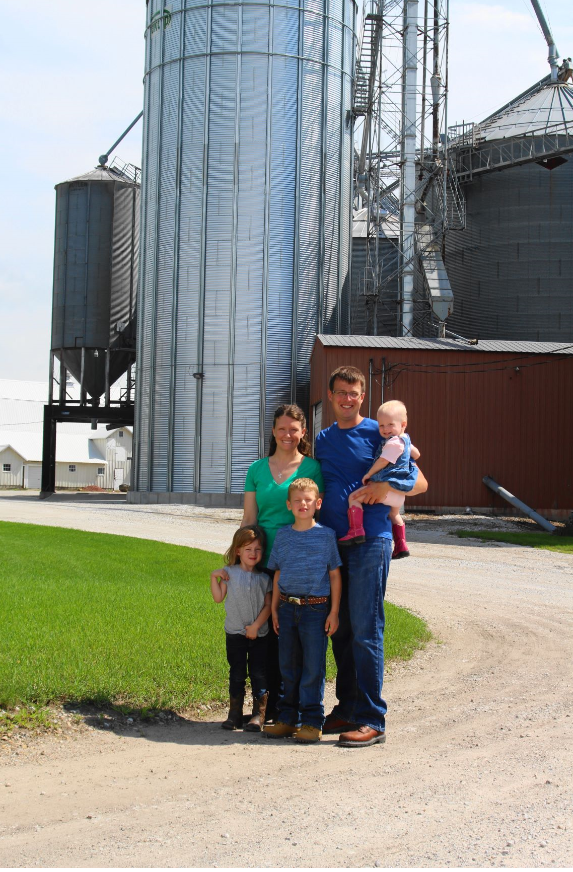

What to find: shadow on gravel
left=73, top=703, right=337, bottom=747
left=0, top=491, right=126, bottom=503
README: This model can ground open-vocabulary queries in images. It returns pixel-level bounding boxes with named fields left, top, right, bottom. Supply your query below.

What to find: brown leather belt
left=280, top=593, right=329, bottom=605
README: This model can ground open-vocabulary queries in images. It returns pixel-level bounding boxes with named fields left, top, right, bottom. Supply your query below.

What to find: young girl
left=338, top=400, right=420, bottom=558
left=210, top=526, right=272, bottom=731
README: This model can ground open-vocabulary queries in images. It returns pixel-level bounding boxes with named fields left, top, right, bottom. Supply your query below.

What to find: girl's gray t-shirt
left=224, top=565, right=272, bottom=636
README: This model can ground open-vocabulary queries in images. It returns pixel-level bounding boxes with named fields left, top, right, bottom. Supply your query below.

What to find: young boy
left=263, top=478, right=342, bottom=744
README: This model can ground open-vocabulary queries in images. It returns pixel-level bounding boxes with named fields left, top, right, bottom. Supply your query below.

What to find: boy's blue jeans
left=276, top=600, right=329, bottom=729
left=330, top=536, right=391, bottom=732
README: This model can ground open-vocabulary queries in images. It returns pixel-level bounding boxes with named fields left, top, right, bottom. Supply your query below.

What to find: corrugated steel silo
left=134, top=0, right=356, bottom=499
left=446, top=81, right=573, bottom=341
left=51, top=166, right=140, bottom=398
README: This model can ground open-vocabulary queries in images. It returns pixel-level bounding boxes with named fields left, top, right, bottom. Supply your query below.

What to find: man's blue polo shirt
left=315, top=418, right=392, bottom=540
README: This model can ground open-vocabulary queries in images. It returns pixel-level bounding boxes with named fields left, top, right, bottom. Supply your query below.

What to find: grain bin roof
left=315, top=336, right=573, bottom=354
left=474, top=78, right=573, bottom=142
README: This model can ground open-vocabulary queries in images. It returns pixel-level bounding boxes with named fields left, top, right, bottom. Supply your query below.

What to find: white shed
left=0, top=379, right=132, bottom=490
left=0, top=431, right=106, bottom=490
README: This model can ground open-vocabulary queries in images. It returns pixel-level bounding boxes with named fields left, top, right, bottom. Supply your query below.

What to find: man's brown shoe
left=338, top=725, right=386, bottom=747
left=323, top=713, right=357, bottom=734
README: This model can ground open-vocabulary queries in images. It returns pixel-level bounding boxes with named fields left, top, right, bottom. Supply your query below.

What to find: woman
left=241, top=404, right=324, bottom=724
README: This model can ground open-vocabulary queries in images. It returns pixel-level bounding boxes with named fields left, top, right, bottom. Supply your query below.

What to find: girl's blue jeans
left=276, top=599, right=329, bottom=729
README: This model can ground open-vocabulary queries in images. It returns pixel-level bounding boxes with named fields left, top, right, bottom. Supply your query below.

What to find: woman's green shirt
left=244, top=456, right=324, bottom=565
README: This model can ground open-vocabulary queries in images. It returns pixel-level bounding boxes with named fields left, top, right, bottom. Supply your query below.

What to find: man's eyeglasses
left=332, top=390, right=363, bottom=400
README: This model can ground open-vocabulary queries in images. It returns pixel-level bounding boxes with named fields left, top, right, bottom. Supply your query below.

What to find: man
left=315, top=365, right=428, bottom=747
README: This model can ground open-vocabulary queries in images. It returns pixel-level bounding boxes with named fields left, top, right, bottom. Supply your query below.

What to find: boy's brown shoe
left=263, top=721, right=299, bottom=738
left=295, top=725, right=322, bottom=744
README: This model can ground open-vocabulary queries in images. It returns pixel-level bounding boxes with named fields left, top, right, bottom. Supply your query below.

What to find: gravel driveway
left=1, top=492, right=572, bottom=867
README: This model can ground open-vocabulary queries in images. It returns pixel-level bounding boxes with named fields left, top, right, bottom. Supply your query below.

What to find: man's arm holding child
left=325, top=568, right=341, bottom=636
left=245, top=592, right=272, bottom=640
left=210, top=570, right=228, bottom=603
left=271, top=570, right=281, bottom=635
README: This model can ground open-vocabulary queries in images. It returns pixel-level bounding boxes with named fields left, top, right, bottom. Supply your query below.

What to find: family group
left=209, top=365, right=428, bottom=748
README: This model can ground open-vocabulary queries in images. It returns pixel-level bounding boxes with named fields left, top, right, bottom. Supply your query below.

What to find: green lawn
left=457, top=529, right=573, bottom=554
left=0, top=521, right=430, bottom=712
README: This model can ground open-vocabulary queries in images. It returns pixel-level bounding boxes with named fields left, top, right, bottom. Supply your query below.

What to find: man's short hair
left=287, top=477, right=320, bottom=500
left=328, top=365, right=366, bottom=393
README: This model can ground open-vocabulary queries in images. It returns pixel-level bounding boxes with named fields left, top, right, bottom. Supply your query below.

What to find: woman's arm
left=240, top=491, right=258, bottom=527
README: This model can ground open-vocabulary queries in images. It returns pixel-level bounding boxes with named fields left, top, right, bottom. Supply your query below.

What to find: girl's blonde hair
left=224, top=525, right=266, bottom=567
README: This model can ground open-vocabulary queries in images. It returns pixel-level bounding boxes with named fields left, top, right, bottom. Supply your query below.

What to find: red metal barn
left=309, top=336, right=573, bottom=519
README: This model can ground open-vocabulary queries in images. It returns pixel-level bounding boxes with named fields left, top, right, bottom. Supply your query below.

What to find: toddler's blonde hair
left=378, top=400, right=408, bottom=422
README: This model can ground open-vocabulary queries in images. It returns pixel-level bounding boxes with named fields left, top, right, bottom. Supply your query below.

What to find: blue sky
left=1, top=0, right=571, bottom=381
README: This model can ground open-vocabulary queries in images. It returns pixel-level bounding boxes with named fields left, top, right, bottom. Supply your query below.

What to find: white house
left=0, top=379, right=132, bottom=490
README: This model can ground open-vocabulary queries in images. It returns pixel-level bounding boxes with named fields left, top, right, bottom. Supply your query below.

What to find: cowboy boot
left=392, top=523, right=410, bottom=559
left=338, top=505, right=366, bottom=546
left=244, top=692, right=268, bottom=732
left=221, top=694, right=245, bottom=730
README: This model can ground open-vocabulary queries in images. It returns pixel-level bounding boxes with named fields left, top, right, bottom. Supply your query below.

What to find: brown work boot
left=244, top=692, right=268, bottom=732
left=221, top=695, right=245, bottom=730
left=263, top=721, right=299, bottom=738
left=295, top=724, right=322, bottom=744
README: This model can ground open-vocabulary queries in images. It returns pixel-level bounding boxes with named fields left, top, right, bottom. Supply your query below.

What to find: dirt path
left=1, top=494, right=572, bottom=867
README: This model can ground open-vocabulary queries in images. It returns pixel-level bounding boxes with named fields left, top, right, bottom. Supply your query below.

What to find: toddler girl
left=210, top=526, right=272, bottom=731
left=338, top=400, right=420, bottom=558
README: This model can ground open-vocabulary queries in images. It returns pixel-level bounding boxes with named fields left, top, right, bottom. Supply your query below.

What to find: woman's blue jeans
left=330, top=536, right=391, bottom=732
left=276, top=600, right=329, bottom=729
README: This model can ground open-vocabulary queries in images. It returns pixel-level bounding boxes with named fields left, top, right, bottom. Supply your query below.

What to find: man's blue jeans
left=276, top=599, right=329, bottom=729
left=330, top=536, right=391, bottom=732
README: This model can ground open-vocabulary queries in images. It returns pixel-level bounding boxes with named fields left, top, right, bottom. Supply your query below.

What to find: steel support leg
left=40, top=407, right=57, bottom=499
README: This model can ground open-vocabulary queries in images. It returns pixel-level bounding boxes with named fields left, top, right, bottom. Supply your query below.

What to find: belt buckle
left=287, top=596, right=302, bottom=605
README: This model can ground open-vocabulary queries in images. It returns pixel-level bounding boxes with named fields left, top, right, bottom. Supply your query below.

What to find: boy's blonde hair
left=378, top=400, right=408, bottom=422
left=287, top=477, right=319, bottom=500
left=224, top=525, right=266, bottom=567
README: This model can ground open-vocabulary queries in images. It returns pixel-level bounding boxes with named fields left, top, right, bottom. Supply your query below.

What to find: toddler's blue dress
left=369, top=433, right=418, bottom=492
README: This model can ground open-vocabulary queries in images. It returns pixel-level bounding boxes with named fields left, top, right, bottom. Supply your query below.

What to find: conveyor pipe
left=529, top=0, right=559, bottom=82
left=483, top=476, right=556, bottom=532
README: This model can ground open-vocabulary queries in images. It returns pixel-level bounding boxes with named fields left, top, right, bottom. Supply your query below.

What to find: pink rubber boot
left=392, top=523, right=410, bottom=559
left=338, top=505, right=366, bottom=546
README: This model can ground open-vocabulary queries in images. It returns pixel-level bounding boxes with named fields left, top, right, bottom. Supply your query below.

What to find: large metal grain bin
left=446, top=80, right=573, bottom=342
left=51, top=166, right=140, bottom=399
left=133, top=0, right=356, bottom=501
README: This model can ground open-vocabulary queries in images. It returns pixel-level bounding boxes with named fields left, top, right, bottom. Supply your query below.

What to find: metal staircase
left=353, top=10, right=383, bottom=116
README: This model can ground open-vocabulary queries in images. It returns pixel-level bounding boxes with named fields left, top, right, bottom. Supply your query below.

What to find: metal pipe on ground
left=483, top=476, right=556, bottom=533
